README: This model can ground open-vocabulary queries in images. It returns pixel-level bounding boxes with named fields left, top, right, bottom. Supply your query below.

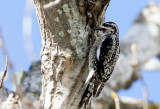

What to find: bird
left=80, top=22, right=120, bottom=107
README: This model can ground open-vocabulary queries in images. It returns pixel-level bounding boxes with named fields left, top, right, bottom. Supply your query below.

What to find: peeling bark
left=33, top=0, right=111, bottom=108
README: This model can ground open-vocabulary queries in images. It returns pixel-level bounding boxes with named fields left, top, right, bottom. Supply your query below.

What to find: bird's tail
left=79, top=82, right=93, bottom=107
left=95, top=82, right=105, bottom=97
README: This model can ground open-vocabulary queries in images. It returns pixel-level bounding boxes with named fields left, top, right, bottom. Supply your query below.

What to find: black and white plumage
left=80, top=22, right=120, bottom=106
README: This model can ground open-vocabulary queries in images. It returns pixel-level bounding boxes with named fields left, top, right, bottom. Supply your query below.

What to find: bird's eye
left=102, top=30, right=106, bottom=33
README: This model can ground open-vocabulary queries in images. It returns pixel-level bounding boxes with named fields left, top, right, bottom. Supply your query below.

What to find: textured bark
left=20, top=61, right=41, bottom=100
left=33, top=0, right=111, bottom=109
left=0, top=87, right=11, bottom=101
left=0, top=1, right=159, bottom=109
left=0, top=88, right=159, bottom=109
left=32, top=1, right=160, bottom=109
left=0, top=88, right=23, bottom=109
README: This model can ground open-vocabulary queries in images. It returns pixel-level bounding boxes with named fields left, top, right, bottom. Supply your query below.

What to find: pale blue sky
left=0, top=0, right=160, bottom=104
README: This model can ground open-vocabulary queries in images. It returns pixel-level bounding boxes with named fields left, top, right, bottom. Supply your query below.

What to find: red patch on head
left=107, top=21, right=115, bottom=24
left=102, top=30, right=106, bottom=33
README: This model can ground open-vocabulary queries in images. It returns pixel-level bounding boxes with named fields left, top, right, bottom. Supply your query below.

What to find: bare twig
left=111, top=90, right=120, bottom=109
left=0, top=29, right=17, bottom=89
left=140, top=70, right=148, bottom=109
left=0, top=55, right=8, bottom=89
left=131, top=43, right=148, bottom=109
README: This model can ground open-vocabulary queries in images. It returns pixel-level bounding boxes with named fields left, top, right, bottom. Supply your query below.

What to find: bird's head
left=93, top=22, right=119, bottom=36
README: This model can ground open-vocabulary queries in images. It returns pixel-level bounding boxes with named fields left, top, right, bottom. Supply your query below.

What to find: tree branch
left=33, top=0, right=111, bottom=108
left=0, top=56, right=8, bottom=89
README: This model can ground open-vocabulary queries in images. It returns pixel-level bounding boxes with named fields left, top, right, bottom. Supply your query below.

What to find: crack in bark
left=61, top=56, right=89, bottom=109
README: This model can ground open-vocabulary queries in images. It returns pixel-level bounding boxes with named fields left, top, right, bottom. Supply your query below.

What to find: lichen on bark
left=33, top=0, right=111, bottom=108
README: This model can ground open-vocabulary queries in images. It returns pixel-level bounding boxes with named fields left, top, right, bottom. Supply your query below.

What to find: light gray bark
left=33, top=0, right=111, bottom=108
left=0, top=1, right=159, bottom=109
left=0, top=88, right=23, bottom=109
left=17, top=1, right=159, bottom=109
left=21, top=61, right=41, bottom=100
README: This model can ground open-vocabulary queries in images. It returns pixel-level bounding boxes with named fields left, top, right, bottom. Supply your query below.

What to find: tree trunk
left=33, top=0, right=111, bottom=108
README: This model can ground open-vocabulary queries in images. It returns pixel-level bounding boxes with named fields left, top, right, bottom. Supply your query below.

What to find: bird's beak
left=92, top=26, right=105, bottom=30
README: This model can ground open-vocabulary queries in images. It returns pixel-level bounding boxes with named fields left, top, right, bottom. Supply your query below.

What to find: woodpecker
left=80, top=22, right=120, bottom=107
